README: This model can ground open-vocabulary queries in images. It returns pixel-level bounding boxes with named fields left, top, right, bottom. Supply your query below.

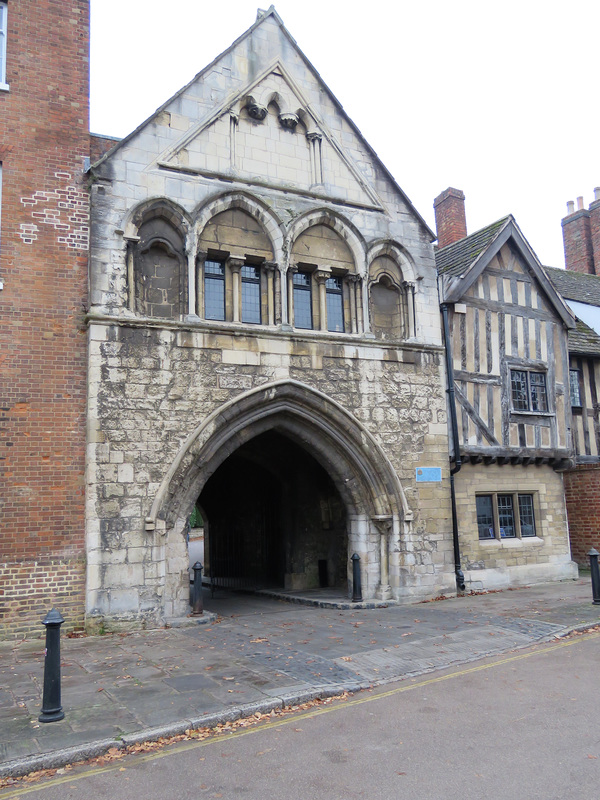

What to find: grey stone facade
left=86, top=8, right=455, bottom=629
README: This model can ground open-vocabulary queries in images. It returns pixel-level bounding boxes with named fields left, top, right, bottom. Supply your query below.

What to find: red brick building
left=546, top=192, right=600, bottom=566
left=0, top=0, right=91, bottom=636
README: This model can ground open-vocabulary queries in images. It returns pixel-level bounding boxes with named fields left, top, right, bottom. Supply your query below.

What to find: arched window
left=197, top=208, right=276, bottom=325
left=290, top=224, right=359, bottom=333
left=134, top=215, right=186, bottom=319
left=368, top=255, right=407, bottom=340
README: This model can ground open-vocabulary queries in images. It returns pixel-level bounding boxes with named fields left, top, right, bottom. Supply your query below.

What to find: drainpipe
left=441, top=303, right=466, bottom=592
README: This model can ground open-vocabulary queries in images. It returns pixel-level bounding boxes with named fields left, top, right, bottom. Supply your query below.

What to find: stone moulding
left=145, top=378, right=412, bottom=534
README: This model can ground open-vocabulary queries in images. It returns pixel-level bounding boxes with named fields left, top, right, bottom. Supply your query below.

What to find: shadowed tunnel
left=198, top=430, right=347, bottom=592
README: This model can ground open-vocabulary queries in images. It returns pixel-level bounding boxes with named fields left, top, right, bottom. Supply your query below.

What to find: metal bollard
left=351, top=552, right=362, bottom=603
left=191, top=561, right=204, bottom=615
left=38, top=608, right=65, bottom=723
left=589, top=548, right=600, bottom=605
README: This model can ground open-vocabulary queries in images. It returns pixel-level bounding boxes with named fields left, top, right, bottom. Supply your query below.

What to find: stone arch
left=287, top=209, right=367, bottom=276
left=145, top=380, right=413, bottom=615
left=124, top=199, right=190, bottom=319
left=367, top=241, right=417, bottom=340
left=122, top=197, right=191, bottom=241
left=193, top=191, right=285, bottom=265
left=148, top=380, right=410, bottom=530
left=367, top=240, right=416, bottom=284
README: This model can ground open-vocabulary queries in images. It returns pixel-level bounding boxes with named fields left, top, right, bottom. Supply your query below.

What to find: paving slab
left=1, top=576, right=599, bottom=778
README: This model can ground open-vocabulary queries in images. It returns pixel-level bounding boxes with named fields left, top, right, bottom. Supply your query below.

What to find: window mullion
left=492, top=495, right=500, bottom=541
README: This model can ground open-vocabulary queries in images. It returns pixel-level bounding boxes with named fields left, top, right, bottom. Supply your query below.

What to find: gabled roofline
left=90, top=6, right=435, bottom=241
left=442, top=217, right=575, bottom=329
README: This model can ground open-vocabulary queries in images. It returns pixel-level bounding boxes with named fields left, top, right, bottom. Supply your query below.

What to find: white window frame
left=0, top=2, right=8, bottom=91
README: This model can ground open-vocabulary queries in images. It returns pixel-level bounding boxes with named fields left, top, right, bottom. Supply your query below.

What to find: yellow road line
left=2, top=631, right=598, bottom=798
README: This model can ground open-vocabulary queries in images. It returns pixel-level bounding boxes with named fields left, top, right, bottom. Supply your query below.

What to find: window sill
left=0, top=82, right=9, bottom=92
left=510, top=410, right=553, bottom=418
left=478, top=536, right=543, bottom=547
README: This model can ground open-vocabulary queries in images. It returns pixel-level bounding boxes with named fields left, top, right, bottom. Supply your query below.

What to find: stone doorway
left=198, top=431, right=347, bottom=594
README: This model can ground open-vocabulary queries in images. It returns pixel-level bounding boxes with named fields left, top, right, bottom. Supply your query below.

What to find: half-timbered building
left=435, top=190, right=578, bottom=588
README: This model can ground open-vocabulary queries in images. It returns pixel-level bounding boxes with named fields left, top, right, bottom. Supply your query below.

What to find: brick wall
left=564, top=464, right=600, bottom=566
left=0, top=1, right=90, bottom=638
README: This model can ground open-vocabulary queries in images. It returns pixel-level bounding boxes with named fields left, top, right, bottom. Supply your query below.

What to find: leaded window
left=510, top=370, right=548, bottom=412
left=518, top=494, right=536, bottom=538
left=570, top=369, right=582, bottom=408
left=476, top=493, right=538, bottom=540
left=476, top=495, right=494, bottom=540
left=326, top=277, right=344, bottom=333
left=241, top=265, right=261, bottom=324
left=497, top=494, right=515, bottom=538
left=204, top=260, right=225, bottom=321
left=293, top=271, right=312, bottom=329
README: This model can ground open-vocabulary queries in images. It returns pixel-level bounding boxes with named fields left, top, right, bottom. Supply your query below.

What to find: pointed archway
left=145, top=380, right=412, bottom=617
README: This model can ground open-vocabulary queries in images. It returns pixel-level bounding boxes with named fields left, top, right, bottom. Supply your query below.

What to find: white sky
left=90, top=0, right=600, bottom=268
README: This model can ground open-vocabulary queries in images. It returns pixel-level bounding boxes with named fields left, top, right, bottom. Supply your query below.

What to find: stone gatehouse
left=86, top=8, right=454, bottom=629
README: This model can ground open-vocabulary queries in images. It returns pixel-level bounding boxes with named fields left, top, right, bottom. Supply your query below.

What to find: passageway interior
left=197, top=431, right=347, bottom=592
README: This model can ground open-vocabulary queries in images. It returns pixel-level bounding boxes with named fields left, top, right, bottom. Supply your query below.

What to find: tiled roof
left=569, top=318, right=600, bottom=356
left=435, top=217, right=511, bottom=277
left=545, top=266, right=600, bottom=307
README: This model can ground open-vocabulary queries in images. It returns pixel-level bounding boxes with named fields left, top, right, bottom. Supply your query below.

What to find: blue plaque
left=416, top=467, right=442, bottom=483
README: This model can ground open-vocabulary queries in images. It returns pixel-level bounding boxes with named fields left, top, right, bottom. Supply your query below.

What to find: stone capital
left=372, top=515, right=393, bottom=535
left=227, top=256, right=245, bottom=273
left=315, top=266, right=333, bottom=284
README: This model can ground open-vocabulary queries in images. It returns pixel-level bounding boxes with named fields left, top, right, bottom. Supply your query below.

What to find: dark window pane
left=511, top=370, right=529, bottom=410
left=497, top=494, right=515, bottom=537
left=241, top=265, right=261, bottom=324
left=518, top=494, right=536, bottom=537
left=570, top=370, right=582, bottom=407
left=326, top=277, right=344, bottom=332
left=293, top=272, right=312, bottom=329
left=204, top=260, right=225, bottom=321
left=530, top=372, right=547, bottom=411
left=476, top=495, right=495, bottom=540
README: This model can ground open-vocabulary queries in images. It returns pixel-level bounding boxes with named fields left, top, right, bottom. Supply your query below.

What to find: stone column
left=404, top=281, right=416, bottom=338
left=362, top=275, right=373, bottom=337
left=196, top=250, right=208, bottom=319
left=346, top=274, right=360, bottom=334
left=263, top=261, right=277, bottom=326
left=287, top=264, right=297, bottom=328
left=373, top=516, right=393, bottom=600
left=315, top=266, right=332, bottom=332
left=186, top=238, right=198, bottom=316
left=124, top=237, right=140, bottom=312
left=228, top=257, right=244, bottom=323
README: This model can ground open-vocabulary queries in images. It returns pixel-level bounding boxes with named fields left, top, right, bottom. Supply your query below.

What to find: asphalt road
left=3, top=631, right=600, bottom=800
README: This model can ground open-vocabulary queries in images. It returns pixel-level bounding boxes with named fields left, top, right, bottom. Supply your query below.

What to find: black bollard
left=589, top=548, right=600, bottom=605
left=38, top=608, right=65, bottom=723
left=351, top=552, right=362, bottom=603
left=191, top=561, right=204, bottom=615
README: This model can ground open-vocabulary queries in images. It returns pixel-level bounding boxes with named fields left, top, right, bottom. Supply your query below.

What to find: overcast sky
left=90, top=0, right=600, bottom=268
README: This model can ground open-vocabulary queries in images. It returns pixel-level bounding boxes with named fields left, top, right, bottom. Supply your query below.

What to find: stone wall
left=86, top=322, right=455, bottom=626
left=455, top=462, right=577, bottom=589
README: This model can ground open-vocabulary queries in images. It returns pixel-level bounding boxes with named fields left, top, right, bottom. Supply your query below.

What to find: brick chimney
left=562, top=193, right=597, bottom=274
left=434, top=188, right=467, bottom=249
left=590, top=187, right=600, bottom=275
